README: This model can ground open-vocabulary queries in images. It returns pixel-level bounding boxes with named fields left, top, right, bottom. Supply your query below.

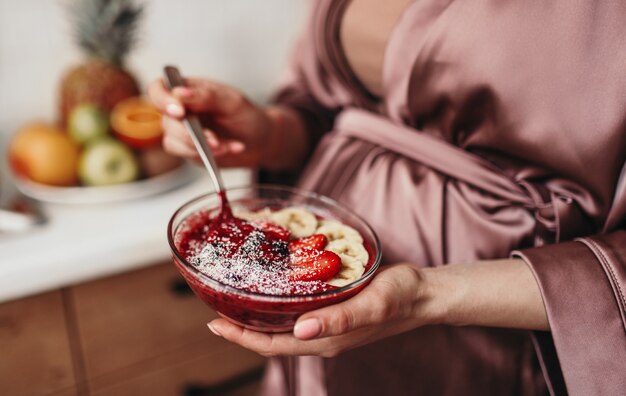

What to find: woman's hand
left=148, top=78, right=308, bottom=170
left=206, top=264, right=439, bottom=358
left=206, top=259, right=548, bottom=358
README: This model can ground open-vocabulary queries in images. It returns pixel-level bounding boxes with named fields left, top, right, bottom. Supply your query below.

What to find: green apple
left=79, top=138, right=139, bottom=186
left=68, top=104, right=109, bottom=144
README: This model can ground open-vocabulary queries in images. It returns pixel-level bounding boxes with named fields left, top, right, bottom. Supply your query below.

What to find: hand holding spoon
left=162, top=65, right=230, bottom=212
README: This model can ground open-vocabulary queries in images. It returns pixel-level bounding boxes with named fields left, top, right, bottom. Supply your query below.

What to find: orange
left=9, top=122, right=80, bottom=186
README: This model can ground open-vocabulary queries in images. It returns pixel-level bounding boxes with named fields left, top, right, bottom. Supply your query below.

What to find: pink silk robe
left=263, top=1, right=626, bottom=395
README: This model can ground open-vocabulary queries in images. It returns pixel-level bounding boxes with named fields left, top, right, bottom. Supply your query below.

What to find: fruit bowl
left=168, top=185, right=381, bottom=332
left=13, top=163, right=196, bottom=204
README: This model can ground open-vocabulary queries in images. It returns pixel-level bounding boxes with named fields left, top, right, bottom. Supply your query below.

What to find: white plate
left=14, top=163, right=199, bottom=204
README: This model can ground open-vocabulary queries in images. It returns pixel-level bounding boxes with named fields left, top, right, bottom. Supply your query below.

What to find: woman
left=149, top=1, right=626, bottom=394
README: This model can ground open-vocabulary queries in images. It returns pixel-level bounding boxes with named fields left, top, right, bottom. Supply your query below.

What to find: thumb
left=293, top=289, right=389, bottom=340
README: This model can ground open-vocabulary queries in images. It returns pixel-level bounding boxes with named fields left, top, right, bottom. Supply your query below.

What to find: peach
left=138, top=146, right=183, bottom=177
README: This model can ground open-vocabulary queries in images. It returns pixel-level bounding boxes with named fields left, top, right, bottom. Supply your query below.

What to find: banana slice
left=270, top=207, right=318, bottom=238
left=326, top=239, right=368, bottom=287
left=326, top=239, right=369, bottom=265
left=315, top=220, right=363, bottom=243
left=327, top=254, right=365, bottom=287
left=233, top=207, right=272, bottom=221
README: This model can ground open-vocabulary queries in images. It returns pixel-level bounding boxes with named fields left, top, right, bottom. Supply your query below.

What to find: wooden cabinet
left=0, top=291, right=77, bottom=395
left=0, top=263, right=265, bottom=396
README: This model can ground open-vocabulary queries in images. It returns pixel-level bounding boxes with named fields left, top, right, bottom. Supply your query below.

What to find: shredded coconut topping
left=178, top=207, right=368, bottom=295
left=185, top=220, right=331, bottom=295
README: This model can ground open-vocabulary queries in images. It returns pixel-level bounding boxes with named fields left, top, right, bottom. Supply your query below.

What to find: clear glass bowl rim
left=167, top=184, right=382, bottom=302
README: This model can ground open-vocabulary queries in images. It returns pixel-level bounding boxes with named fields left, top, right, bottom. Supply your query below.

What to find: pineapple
left=58, top=0, right=144, bottom=125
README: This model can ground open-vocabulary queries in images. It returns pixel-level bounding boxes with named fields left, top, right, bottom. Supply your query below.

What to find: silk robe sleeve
left=272, top=29, right=340, bottom=153
left=513, top=229, right=626, bottom=395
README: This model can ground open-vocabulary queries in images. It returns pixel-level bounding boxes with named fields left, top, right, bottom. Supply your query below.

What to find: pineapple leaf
left=68, top=0, right=144, bottom=66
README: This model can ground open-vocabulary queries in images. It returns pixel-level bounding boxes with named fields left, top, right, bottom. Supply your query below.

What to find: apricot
left=9, top=123, right=80, bottom=186
left=110, top=97, right=163, bottom=148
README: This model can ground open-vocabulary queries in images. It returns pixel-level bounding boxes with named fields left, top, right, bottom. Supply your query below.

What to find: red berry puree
left=177, top=211, right=336, bottom=296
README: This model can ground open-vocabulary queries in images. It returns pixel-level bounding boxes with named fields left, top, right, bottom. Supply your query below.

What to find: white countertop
left=0, top=168, right=252, bottom=303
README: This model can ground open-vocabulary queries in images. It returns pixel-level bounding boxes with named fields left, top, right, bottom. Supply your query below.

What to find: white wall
left=0, top=0, right=309, bottom=153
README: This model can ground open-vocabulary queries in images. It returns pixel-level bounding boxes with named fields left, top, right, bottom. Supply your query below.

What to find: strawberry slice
left=289, top=248, right=342, bottom=282
left=251, top=220, right=291, bottom=241
left=288, top=234, right=328, bottom=253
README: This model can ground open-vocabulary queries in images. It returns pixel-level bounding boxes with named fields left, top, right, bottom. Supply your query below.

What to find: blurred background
left=0, top=0, right=309, bottom=207
left=0, top=0, right=308, bottom=157
left=0, top=1, right=309, bottom=395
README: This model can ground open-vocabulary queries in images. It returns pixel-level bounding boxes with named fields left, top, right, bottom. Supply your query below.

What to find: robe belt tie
left=333, top=108, right=575, bottom=245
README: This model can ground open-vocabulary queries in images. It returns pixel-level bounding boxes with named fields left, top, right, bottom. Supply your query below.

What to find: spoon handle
left=163, top=65, right=225, bottom=193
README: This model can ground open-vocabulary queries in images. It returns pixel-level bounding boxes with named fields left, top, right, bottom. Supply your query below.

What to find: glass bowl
left=167, top=184, right=381, bottom=332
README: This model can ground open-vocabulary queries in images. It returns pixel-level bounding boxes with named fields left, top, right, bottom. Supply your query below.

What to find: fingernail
left=229, top=141, right=245, bottom=153
left=166, top=103, right=184, bottom=117
left=207, top=322, right=222, bottom=337
left=294, top=318, right=321, bottom=339
left=173, top=87, right=193, bottom=98
left=206, top=134, right=220, bottom=148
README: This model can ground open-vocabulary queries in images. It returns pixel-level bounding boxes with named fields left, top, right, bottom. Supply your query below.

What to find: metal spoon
left=162, top=66, right=226, bottom=195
